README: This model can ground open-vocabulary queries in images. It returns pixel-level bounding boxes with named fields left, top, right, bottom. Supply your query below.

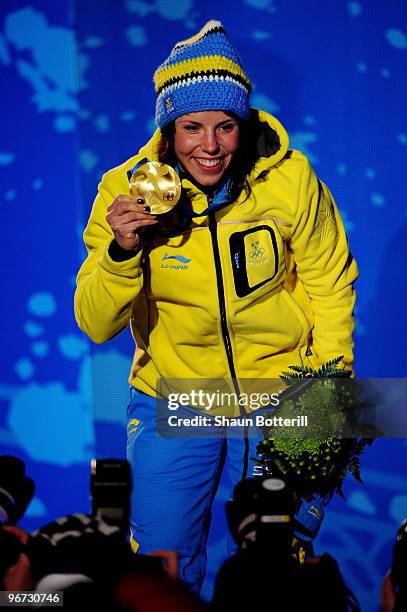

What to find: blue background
left=1, top=1, right=406, bottom=609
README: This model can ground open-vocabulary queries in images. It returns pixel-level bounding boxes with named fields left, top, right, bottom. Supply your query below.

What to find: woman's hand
left=106, top=195, right=158, bottom=251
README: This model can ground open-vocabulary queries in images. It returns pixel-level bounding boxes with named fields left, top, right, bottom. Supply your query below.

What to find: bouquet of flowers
left=256, top=356, right=377, bottom=502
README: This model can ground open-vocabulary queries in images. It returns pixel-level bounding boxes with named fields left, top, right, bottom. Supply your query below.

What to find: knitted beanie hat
left=154, top=20, right=252, bottom=129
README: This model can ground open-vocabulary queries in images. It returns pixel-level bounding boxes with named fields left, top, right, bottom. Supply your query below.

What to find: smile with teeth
left=194, top=157, right=224, bottom=169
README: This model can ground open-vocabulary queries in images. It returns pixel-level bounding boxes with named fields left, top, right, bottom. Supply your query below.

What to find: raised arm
left=74, top=172, right=157, bottom=344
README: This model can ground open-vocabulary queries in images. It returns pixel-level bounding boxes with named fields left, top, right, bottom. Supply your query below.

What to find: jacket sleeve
left=288, top=158, right=359, bottom=372
left=74, top=173, right=144, bottom=344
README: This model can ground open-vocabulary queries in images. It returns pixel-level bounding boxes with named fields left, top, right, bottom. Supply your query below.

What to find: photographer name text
left=167, top=415, right=308, bottom=427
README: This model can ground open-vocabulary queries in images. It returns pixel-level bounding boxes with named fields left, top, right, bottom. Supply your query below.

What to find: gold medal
left=129, top=161, right=181, bottom=214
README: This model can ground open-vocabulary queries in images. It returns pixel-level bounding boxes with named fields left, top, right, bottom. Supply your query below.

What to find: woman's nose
left=201, top=129, right=219, bottom=153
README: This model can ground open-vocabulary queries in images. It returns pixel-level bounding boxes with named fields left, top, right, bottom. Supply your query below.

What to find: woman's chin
left=188, top=164, right=226, bottom=187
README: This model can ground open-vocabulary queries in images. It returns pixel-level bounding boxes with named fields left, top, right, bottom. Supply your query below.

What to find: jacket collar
left=247, top=108, right=290, bottom=179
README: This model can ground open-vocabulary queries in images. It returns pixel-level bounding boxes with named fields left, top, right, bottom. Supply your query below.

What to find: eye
left=183, top=124, right=200, bottom=133
left=218, top=123, right=237, bottom=133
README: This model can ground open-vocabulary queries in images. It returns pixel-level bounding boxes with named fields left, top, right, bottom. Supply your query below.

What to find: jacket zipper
left=208, top=211, right=242, bottom=405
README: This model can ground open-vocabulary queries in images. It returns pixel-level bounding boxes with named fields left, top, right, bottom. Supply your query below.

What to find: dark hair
left=157, top=114, right=261, bottom=203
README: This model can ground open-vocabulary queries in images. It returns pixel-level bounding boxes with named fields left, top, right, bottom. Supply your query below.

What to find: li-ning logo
left=165, top=97, right=174, bottom=113
left=161, top=253, right=191, bottom=270
left=128, top=419, right=140, bottom=437
left=248, top=241, right=267, bottom=266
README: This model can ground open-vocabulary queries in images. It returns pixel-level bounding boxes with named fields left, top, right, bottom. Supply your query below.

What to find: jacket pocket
left=281, top=287, right=311, bottom=347
left=229, top=225, right=284, bottom=298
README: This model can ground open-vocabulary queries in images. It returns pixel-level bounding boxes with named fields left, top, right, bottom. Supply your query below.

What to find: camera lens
left=0, top=456, right=35, bottom=525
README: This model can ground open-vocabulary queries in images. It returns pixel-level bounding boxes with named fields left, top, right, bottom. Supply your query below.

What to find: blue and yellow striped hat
left=154, top=20, right=252, bottom=129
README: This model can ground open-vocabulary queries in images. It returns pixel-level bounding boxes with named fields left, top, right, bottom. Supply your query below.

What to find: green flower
left=256, top=356, right=374, bottom=500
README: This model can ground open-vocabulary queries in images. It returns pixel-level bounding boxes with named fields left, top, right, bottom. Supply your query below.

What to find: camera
left=0, top=455, right=35, bottom=526
left=211, top=476, right=360, bottom=611
left=226, top=475, right=295, bottom=555
left=391, top=518, right=407, bottom=610
left=90, top=458, right=132, bottom=535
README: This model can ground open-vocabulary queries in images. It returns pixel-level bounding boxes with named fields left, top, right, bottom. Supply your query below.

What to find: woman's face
left=173, top=111, right=240, bottom=187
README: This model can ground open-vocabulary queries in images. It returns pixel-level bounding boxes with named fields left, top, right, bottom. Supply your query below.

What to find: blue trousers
left=126, top=387, right=262, bottom=594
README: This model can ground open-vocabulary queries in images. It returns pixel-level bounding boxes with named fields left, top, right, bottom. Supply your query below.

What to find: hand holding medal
left=106, top=162, right=181, bottom=251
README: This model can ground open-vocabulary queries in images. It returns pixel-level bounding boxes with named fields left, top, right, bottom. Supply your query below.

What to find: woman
left=75, top=20, right=358, bottom=593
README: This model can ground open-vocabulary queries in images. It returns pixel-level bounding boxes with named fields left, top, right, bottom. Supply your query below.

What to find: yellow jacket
left=75, top=110, right=359, bottom=399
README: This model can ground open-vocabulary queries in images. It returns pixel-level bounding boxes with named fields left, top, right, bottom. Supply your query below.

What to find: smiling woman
left=173, top=111, right=240, bottom=187
left=157, top=109, right=259, bottom=204
left=74, top=19, right=359, bottom=596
